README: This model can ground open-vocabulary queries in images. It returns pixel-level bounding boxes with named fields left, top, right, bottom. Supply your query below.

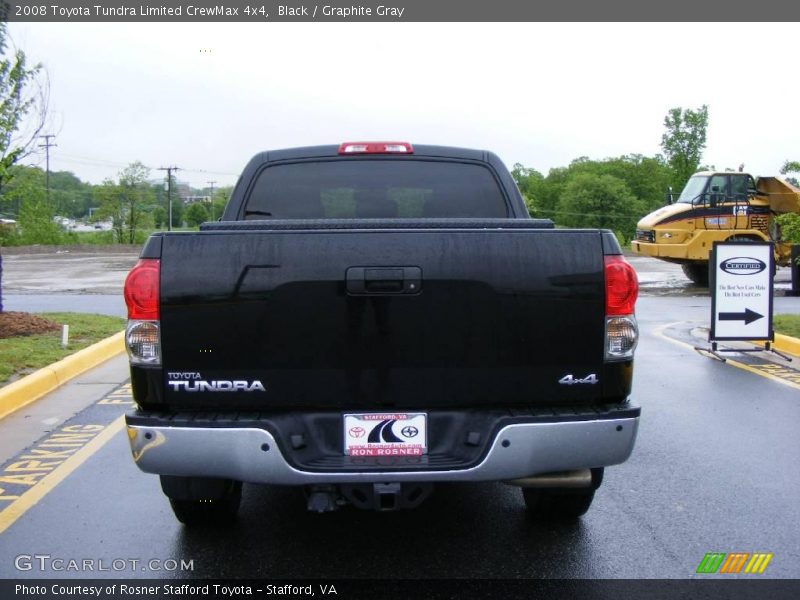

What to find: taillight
left=124, top=259, right=161, bottom=366
left=338, top=141, right=414, bottom=155
left=604, top=255, right=639, bottom=361
left=124, top=259, right=160, bottom=320
left=604, top=255, right=638, bottom=316
left=126, top=321, right=160, bottom=365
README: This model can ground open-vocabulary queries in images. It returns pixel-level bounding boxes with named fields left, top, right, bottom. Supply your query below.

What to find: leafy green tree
left=96, top=161, right=154, bottom=244
left=6, top=167, right=63, bottom=245
left=661, top=105, right=709, bottom=191
left=535, top=165, right=569, bottom=221
left=170, top=198, right=184, bottom=228
left=776, top=213, right=800, bottom=244
left=0, top=23, right=49, bottom=312
left=49, top=171, right=94, bottom=218
left=511, top=163, right=545, bottom=216
left=152, top=205, right=167, bottom=228
left=557, top=173, right=641, bottom=239
left=18, top=200, right=63, bottom=245
left=0, top=24, right=48, bottom=195
left=1, top=165, right=38, bottom=216
left=3, top=167, right=95, bottom=219
left=781, top=161, right=800, bottom=174
left=512, top=153, right=672, bottom=235
left=210, top=185, right=233, bottom=220
left=185, top=202, right=209, bottom=227
left=590, top=154, right=673, bottom=213
left=212, top=197, right=227, bottom=220
left=780, top=160, right=800, bottom=187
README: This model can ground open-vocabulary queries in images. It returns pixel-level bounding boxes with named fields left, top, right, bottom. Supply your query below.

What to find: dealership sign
left=710, top=242, right=773, bottom=341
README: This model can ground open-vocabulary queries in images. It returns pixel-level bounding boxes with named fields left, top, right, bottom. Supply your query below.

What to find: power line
left=55, top=153, right=238, bottom=177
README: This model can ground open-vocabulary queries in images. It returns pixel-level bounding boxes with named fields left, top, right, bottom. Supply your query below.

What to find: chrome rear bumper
left=126, top=416, right=639, bottom=485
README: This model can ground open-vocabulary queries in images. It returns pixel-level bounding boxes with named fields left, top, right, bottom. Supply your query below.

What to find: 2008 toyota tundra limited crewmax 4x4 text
left=123, top=142, right=640, bottom=526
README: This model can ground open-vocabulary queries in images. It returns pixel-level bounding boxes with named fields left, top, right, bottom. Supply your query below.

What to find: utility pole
left=158, top=166, right=179, bottom=231
left=38, top=134, right=57, bottom=205
left=207, top=180, right=216, bottom=220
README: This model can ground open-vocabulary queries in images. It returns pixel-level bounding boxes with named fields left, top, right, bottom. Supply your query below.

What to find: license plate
left=343, top=413, right=427, bottom=456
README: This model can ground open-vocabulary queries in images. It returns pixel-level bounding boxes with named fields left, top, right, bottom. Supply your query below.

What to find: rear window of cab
left=243, top=160, right=509, bottom=219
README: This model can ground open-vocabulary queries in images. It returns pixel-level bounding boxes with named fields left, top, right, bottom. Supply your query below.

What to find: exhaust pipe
left=505, top=469, right=593, bottom=489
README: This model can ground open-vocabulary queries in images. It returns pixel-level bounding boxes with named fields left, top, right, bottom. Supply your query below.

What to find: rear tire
left=681, top=262, right=709, bottom=286
left=522, top=488, right=595, bottom=519
left=521, top=468, right=603, bottom=520
left=162, top=477, right=242, bottom=527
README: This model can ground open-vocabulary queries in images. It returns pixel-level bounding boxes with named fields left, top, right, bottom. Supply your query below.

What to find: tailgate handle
left=346, top=267, right=422, bottom=295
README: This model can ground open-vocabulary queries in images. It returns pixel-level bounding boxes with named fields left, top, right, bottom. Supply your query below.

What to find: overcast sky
left=6, top=22, right=800, bottom=189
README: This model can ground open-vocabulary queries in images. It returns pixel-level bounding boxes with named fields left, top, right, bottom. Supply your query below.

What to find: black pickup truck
left=123, top=142, right=640, bottom=525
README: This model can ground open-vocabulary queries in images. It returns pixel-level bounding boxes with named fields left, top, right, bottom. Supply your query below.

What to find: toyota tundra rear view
left=122, top=142, right=640, bottom=525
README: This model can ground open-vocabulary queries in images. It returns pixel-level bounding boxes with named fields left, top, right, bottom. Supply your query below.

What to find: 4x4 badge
left=559, top=374, right=599, bottom=385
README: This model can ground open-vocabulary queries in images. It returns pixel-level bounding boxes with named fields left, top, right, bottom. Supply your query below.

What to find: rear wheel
left=521, top=468, right=603, bottom=520
left=681, top=262, right=709, bottom=286
left=522, top=488, right=595, bottom=519
left=161, top=476, right=242, bottom=527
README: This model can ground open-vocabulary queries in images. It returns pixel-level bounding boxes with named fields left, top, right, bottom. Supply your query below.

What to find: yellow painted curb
left=772, top=333, right=800, bottom=358
left=0, top=331, right=125, bottom=420
left=754, top=333, right=800, bottom=358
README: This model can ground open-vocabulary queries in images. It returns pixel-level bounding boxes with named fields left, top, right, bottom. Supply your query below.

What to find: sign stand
left=699, top=340, right=792, bottom=363
left=694, top=242, right=792, bottom=363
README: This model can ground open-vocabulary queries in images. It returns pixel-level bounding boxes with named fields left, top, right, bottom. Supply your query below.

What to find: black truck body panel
left=133, top=224, right=631, bottom=412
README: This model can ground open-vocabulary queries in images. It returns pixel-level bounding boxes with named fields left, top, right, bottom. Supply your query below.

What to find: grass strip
left=0, top=312, right=125, bottom=386
left=773, top=314, right=800, bottom=339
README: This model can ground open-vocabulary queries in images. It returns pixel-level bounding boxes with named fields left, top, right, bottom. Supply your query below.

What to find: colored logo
left=696, top=552, right=773, bottom=574
left=367, top=419, right=404, bottom=444
left=720, top=257, right=766, bottom=276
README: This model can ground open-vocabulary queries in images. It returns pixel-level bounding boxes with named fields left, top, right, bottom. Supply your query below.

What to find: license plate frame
left=343, top=412, right=427, bottom=457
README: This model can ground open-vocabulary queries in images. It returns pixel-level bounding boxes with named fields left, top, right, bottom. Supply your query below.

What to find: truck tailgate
left=159, top=224, right=611, bottom=410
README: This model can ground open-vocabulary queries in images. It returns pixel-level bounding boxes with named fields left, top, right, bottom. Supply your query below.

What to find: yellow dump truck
left=631, top=171, right=800, bottom=284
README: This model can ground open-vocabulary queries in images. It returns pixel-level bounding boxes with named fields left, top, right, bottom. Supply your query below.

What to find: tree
left=0, top=23, right=49, bottom=313
left=49, top=171, right=94, bottom=218
left=0, top=166, right=93, bottom=219
left=594, top=154, right=673, bottom=213
left=511, top=153, right=672, bottom=238
left=0, top=24, right=48, bottom=194
left=210, top=185, right=233, bottom=220
left=212, top=197, right=227, bottom=220
left=16, top=182, right=62, bottom=245
left=661, top=105, right=709, bottom=191
left=780, top=160, right=800, bottom=187
left=95, top=161, right=154, bottom=244
left=152, top=205, right=167, bottom=228
left=185, top=202, right=209, bottom=227
left=511, top=163, right=545, bottom=216
left=557, top=173, right=641, bottom=241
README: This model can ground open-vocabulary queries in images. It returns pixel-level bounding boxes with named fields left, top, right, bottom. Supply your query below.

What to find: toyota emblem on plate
left=349, top=426, right=366, bottom=438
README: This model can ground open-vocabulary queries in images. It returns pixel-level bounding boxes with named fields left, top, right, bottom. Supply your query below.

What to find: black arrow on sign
left=719, top=308, right=764, bottom=325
